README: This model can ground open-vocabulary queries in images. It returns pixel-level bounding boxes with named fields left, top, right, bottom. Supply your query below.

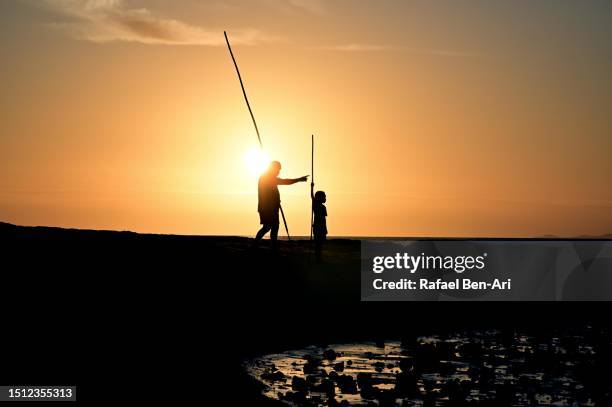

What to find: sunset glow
left=1, top=1, right=611, bottom=237
left=243, top=147, right=270, bottom=177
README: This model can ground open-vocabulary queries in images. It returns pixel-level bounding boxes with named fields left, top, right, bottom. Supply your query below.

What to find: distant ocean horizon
left=242, top=234, right=612, bottom=241
left=1, top=221, right=611, bottom=241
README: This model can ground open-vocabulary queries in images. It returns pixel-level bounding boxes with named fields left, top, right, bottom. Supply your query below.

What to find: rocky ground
left=246, top=328, right=612, bottom=406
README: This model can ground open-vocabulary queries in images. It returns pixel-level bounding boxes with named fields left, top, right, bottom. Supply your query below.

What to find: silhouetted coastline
left=2, top=221, right=611, bottom=405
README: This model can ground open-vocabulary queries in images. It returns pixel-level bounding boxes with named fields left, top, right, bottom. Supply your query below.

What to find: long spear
left=224, top=31, right=291, bottom=241
left=310, top=134, right=314, bottom=241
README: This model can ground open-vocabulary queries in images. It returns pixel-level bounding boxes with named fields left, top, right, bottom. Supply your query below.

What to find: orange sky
left=1, top=1, right=611, bottom=237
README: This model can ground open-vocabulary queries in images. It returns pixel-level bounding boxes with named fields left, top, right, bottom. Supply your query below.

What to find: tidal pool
left=244, top=330, right=600, bottom=406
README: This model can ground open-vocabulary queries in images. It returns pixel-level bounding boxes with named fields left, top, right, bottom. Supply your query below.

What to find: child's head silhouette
left=314, top=190, right=326, bottom=204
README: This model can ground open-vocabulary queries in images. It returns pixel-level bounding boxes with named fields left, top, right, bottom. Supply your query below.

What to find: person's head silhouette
left=314, top=190, right=326, bottom=204
left=267, top=161, right=281, bottom=176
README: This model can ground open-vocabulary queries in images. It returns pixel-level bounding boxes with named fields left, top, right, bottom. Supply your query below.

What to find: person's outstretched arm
left=277, top=175, right=308, bottom=185
left=310, top=182, right=315, bottom=200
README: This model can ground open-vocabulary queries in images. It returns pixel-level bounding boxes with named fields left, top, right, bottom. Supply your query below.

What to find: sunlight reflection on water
left=244, top=330, right=599, bottom=407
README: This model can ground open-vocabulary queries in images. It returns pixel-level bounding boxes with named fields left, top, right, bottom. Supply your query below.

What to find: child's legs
left=314, top=229, right=326, bottom=243
left=314, top=234, right=324, bottom=259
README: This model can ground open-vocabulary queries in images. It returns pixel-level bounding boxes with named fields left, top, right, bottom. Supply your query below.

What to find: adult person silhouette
left=255, top=161, right=308, bottom=247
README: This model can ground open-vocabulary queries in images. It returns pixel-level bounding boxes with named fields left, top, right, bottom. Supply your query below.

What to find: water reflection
left=244, top=328, right=605, bottom=406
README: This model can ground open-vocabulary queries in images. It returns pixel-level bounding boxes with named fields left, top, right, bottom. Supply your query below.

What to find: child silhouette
left=311, top=182, right=327, bottom=261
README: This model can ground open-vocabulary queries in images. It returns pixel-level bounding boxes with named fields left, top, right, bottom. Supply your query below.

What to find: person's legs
left=270, top=223, right=279, bottom=248
left=255, top=224, right=272, bottom=241
left=314, top=231, right=325, bottom=262
left=315, top=239, right=322, bottom=262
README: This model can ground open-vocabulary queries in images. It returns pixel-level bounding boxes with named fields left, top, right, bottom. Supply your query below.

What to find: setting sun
left=1, top=1, right=611, bottom=237
left=243, top=147, right=270, bottom=177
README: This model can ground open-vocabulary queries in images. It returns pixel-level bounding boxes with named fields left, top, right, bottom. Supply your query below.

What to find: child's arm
left=310, top=182, right=315, bottom=200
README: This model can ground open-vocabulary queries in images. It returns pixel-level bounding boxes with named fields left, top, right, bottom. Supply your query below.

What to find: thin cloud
left=287, top=0, right=326, bottom=14
left=314, top=43, right=474, bottom=57
left=262, top=0, right=327, bottom=15
left=318, top=44, right=392, bottom=52
left=42, top=0, right=275, bottom=45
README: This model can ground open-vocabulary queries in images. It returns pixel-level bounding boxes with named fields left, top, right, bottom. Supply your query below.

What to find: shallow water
left=244, top=329, right=599, bottom=406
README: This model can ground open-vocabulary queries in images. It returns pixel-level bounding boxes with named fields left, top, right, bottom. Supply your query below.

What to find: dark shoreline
left=1, top=221, right=611, bottom=405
